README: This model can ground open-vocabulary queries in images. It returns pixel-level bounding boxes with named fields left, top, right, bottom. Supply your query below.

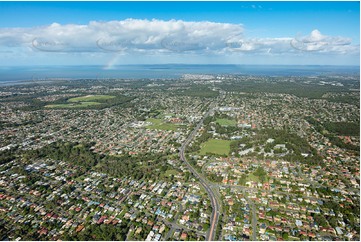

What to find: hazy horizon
left=1, top=64, right=359, bottom=83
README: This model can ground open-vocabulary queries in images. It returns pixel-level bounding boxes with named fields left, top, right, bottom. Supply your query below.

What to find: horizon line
left=1, top=64, right=360, bottom=67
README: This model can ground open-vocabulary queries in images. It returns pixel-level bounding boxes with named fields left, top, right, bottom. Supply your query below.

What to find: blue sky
left=0, top=1, right=359, bottom=66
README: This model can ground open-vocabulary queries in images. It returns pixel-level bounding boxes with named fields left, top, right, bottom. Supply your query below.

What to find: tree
left=253, top=167, right=267, bottom=183
left=282, top=232, right=289, bottom=240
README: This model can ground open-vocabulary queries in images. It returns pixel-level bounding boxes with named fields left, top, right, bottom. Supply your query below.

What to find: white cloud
left=290, top=29, right=358, bottom=54
left=0, top=19, right=244, bottom=53
left=0, top=19, right=358, bottom=65
left=226, top=30, right=358, bottom=56
left=225, top=37, right=294, bottom=54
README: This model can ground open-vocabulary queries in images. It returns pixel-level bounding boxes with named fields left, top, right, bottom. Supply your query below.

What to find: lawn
left=159, top=113, right=175, bottom=118
left=247, top=173, right=260, bottom=182
left=46, top=95, right=116, bottom=109
left=146, top=118, right=178, bottom=131
left=199, top=139, right=232, bottom=156
left=164, top=169, right=179, bottom=177
left=45, top=102, right=101, bottom=108
left=146, top=118, right=162, bottom=125
left=68, top=95, right=115, bottom=102
left=216, top=118, right=237, bottom=126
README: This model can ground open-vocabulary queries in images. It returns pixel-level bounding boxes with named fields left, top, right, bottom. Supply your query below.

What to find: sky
left=0, top=1, right=359, bottom=66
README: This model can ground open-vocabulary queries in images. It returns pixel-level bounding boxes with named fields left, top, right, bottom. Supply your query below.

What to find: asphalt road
left=179, top=107, right=220, bottom=241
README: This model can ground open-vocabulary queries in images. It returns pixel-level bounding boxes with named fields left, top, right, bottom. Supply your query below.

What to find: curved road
left=179, top=106, right=220, bottom=241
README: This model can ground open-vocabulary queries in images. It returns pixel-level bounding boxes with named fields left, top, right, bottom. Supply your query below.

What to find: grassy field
left=68, top=95, right=115, bottom=102
left=146, top=118, right=162, bottom=125
left=164, top=169, right=179, bottom=177
left=200, top=139, right=232, bottom=155
left=216, top=118, right=237, bottom=126
left=45, top=102, right=101, bottom=108
left=46, top=95, right=116, bottom=109
left=159, top=113, right=175, bottom=118
left=247, top=173, right=260, bottom=182
left=146, top=118, right=178, bottom=131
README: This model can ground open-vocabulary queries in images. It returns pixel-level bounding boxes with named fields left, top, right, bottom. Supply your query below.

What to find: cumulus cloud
left=290, top=29, right=358, bottom=54
left=226, top=29, right=358, bottom=55
left=0, top=19, right=244, bottom=53
left=225, top=37, right=294, bottom=54
left=0, top=19, right=358, bottom=58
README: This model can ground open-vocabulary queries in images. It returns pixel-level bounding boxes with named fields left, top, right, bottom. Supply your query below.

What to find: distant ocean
left=0, top=65, right=359, bottom=84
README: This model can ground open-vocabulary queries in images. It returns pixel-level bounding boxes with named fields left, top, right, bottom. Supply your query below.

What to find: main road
left=179, top=105, right=220, bottom=241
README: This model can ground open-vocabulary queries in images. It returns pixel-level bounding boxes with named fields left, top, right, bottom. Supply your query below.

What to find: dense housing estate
left=0, top=74, right=359, bottom=241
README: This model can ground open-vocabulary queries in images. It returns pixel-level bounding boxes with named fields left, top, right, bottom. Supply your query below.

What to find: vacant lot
left=146, top=118, right=178, bottom=131
left=68, top=95, right=116, bottom=102
left=45, top=95, right=116, bottom=109
left=216, top=118, right=237, bottom=126
left=45, top=102, right=101, bottom=109
left=200, top=139, right=232, bottom=155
